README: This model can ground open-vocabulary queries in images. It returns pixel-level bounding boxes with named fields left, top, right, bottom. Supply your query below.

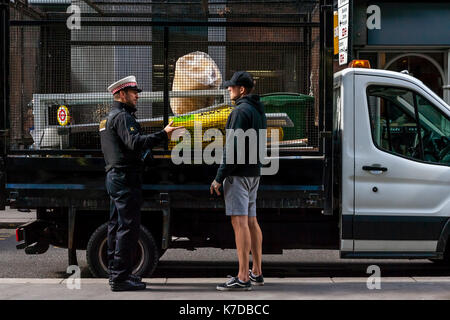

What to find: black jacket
left=214, top=94, right=267, bottom=184
left=100, top=101, right=168, bottom=172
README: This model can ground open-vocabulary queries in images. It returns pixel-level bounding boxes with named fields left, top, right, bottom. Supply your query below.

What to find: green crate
left=260, top=93, right=314, bottom=141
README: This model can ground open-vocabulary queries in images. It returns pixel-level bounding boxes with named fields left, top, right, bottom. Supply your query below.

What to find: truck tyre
left=429, top=255, right=450, bottom=265
left=429, top=239, right=450, bottom=265
left=86, top=222, right=160, bottom=278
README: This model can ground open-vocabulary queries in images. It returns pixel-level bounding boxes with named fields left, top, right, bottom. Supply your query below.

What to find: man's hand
left=164, top=120, right=185, bottom=140
left=210, top=180, right=222, bottom=196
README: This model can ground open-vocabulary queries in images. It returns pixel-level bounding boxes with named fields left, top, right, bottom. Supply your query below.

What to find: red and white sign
left=57, top=105, right=70, bottom=126
left=338, top=2, right=349, bottom=65
left=338, top=5, right=349, bottom=39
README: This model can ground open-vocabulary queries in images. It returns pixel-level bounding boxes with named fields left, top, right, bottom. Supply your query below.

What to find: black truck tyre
left=430, top=235, right=450, bottom=265
left=429, top=251, right=450, bottom=265
left=86, top=222, right=160, bottom=278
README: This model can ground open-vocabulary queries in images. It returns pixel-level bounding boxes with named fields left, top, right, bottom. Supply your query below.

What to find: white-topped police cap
left=107, top=75, right=143, bottom=94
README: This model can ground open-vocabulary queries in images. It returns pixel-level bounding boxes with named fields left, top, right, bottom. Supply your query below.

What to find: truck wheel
left=86, top=222, right=160, bottom=278
left=429, top=240, right=450, bottom=265
left=429, top=259, right=449, bottom=265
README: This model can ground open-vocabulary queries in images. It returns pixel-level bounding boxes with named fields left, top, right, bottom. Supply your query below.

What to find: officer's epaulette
left=99, top=117, right=107, bottom=132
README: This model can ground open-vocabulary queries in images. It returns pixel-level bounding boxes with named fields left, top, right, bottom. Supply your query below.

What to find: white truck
left=3, top=0, right=448, bottom=277
left=12, top=64, right=450, bottom=277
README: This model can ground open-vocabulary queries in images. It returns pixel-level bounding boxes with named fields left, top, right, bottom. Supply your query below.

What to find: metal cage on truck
left=1, top=0, right=336, bottom=276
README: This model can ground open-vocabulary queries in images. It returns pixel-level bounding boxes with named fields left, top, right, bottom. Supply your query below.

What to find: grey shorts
left=223, top=176, right=260, bottom=217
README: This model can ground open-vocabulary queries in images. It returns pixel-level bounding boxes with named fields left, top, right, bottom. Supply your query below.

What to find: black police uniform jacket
left=99, top=101, right=168, bottom=172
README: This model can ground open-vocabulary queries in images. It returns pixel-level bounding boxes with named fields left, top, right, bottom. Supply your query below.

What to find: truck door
left=353, top=74, right=450, bottom=255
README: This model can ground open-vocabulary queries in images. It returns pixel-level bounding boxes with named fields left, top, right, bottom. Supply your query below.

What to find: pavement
left=1, top=277, right=450, bottom=300
left=0, top=207, right=36, bottom=229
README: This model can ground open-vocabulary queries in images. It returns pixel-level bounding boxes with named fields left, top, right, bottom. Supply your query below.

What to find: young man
left=211, top=71, right=267, bottom=291
left=101, top=76, right=182, bottom=292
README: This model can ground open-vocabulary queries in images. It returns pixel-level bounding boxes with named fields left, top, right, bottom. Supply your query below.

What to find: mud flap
left=15, top=220, right=50, bottom=254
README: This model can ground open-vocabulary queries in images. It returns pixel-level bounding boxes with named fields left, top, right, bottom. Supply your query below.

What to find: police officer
left=100, top=76, right=182, bottom=291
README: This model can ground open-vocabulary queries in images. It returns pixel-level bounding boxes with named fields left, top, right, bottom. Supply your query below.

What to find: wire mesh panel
left=8, top=0, right=322, bottom=154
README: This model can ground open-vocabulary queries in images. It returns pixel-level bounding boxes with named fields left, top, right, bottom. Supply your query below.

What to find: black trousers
left=106, top=168, right=143, bottom=282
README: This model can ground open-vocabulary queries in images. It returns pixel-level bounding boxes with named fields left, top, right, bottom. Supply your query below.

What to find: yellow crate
left=167, top=105, right=283, bottom=149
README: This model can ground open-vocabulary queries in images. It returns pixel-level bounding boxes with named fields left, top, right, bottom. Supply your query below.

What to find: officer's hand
left=210, top=180, right=222, bottom=196
left=164, top=120, right=185, bottom=140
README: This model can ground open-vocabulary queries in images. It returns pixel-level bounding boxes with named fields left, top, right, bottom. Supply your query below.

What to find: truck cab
left=335, top=67, right=450, bottom=259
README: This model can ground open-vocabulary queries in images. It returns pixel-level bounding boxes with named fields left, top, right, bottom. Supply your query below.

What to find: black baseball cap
left=223, top=71, right=254, bottom=89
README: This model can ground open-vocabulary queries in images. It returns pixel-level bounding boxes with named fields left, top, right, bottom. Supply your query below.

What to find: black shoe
left=129, top=274, right=142, bottom=283
left=109, top=274, right=143, bottom=286
left=110, top=279, right=146, bottom=292
left=249, top=270, right=264, bottom=286
left=216, top=277, right=252, bottom=291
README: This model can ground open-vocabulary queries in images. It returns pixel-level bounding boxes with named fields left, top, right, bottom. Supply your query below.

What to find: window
left=367, top=85, right=450, bottom=165
left=416, top=96, right=450, bottom=164
left=386, top=55, right=444, bottom=98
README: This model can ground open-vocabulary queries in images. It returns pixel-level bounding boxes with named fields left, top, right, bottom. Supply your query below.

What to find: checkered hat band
left=111, top=82, right=137, bottom=94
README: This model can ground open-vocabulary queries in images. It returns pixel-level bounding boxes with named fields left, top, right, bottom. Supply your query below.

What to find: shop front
left=352, top=0, right=450, bottom=104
